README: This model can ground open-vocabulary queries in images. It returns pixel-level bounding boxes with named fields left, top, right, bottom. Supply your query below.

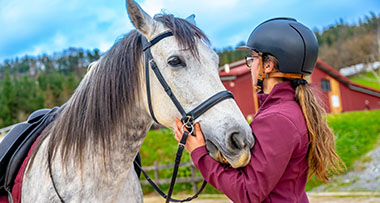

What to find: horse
left=21, top=0, right=255, bottom=202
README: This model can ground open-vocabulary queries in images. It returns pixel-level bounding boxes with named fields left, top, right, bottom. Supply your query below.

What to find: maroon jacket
left=191, top=81, right=309, bottom=203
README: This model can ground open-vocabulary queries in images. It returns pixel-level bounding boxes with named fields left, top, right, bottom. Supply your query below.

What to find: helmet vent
left=290, top=23, right=307, bottom=73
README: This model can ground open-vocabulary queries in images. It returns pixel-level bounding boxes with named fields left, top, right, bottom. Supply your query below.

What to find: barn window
left=321, top=79, right=331, bottom=92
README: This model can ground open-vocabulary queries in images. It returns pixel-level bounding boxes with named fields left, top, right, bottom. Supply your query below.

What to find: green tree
left=0, top=71, right=17, bottom=127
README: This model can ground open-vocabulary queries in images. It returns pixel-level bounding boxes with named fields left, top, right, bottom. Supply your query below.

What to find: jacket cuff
left=191, top=146, right=208, bottom=166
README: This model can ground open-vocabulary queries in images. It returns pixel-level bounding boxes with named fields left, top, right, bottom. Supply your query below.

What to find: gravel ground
left=143, top=193, right=380, bottom=203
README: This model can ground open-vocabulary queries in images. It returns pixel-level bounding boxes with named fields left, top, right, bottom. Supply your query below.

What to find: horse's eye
left=168, top=56, right=186, bottom=67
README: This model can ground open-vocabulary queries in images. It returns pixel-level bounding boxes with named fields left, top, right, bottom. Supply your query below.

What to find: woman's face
left=249, top=51, right=261, bottom=86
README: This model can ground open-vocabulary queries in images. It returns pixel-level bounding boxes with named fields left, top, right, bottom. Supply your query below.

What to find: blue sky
left=1, top=0, right=379, bottom=63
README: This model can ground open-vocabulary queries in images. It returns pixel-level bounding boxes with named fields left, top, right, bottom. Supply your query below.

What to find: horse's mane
left=29, top=14, right=210, bottom=170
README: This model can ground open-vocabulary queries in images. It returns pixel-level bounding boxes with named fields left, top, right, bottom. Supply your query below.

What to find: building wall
left=339, top=82, right=380, bottom=111
left=222, top=73, right=255, bottom=118
left=311, top=64, right=380, bottom=113
left=221, top=61, right=380, bottom=116
left=310, top=67, right=331, bottom=112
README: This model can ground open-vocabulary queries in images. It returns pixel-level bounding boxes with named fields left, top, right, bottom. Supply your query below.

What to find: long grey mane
left=30, top=14, right=210, bottom=170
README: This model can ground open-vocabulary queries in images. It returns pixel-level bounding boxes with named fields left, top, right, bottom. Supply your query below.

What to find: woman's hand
left=174, top=117, right=205, bottom=153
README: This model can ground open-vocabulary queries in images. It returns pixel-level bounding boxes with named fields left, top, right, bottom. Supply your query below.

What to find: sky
left=1, top=0, right=379, bottom=63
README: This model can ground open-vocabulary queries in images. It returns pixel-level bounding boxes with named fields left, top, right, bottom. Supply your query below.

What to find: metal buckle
left=182, top=115, right=192, bottom=124
left=181, top=122, right=194, bottom=135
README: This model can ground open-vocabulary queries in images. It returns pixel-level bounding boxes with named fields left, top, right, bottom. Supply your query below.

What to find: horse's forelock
left=154, top=14, right=210, bottom=59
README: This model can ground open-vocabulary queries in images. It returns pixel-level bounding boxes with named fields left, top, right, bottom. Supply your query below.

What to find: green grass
left=305, top=110, right=380, bottom=190
left=349, top=72, right=380, bottom=90
left=140, top=110, right=380, bottom=194
left=139, top=128, right=221, bottom=195
left=330, top=110, right=380, bottom=168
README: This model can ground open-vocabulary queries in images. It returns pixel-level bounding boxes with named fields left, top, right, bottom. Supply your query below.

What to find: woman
left=174, top=18, right=344, bottom=203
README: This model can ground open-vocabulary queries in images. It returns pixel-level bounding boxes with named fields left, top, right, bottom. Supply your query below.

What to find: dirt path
left=143, top=192, right=380, bottom=203
left=308, top=192, right=380, bottom=203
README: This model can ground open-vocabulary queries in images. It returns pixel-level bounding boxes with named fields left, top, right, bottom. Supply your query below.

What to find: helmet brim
left=236, top=45, right=253, bottom=51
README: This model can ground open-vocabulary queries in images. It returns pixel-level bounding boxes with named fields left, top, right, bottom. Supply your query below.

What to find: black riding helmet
left=238, top=17, right=318, bottom=75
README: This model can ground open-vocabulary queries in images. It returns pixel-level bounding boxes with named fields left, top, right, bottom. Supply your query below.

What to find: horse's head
left=126, top=0, right=254, bottom=168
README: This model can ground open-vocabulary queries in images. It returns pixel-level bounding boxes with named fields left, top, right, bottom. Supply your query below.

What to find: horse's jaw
left=205, top=139, right=252, bottom=168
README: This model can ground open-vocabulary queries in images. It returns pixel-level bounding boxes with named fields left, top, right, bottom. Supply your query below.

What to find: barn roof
left=219, top=59, right=248, bottom=77
left=316, top=59, right=380, bottom=97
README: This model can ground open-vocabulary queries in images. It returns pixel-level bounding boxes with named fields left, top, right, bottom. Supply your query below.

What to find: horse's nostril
left=228, top=132, right=244, bottom=151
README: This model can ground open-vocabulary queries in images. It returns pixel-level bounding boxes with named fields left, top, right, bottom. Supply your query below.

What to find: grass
left=349, top=72, right=380, bottom=90
left=139, top=128, right=221, bottom=195
left=305, top=110, right=380, bottom=190
left=140, top=110, right=380, bottom=194
left=332, top=111, right=380, bottom=168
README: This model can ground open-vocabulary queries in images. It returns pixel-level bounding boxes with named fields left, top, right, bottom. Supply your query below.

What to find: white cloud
left=0, top=0, right=135, bottom=61
left=0, top=0, right=379, bottom=62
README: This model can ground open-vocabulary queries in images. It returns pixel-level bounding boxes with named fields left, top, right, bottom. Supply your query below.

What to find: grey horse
left=21, top=0, right=254, bottom=202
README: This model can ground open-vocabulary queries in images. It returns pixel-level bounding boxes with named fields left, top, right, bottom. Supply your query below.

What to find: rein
left=140, top=31, right=234, bottom=202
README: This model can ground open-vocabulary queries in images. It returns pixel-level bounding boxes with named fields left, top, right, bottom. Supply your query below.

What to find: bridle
left=48, top=31, right=234, bottom=203
left=137, top=31, right=234, bottom=202
left=141, top=31, right=234, bottom=127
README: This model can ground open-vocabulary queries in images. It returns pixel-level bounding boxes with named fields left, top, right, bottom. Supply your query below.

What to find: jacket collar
left=257, top=81, right=295, bottom=112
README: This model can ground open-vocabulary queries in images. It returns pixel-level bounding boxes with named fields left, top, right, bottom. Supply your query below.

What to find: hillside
left=218, top=12, right=380, bottom=70
left=0, top=13, right=379, bottom=128
left=349, top=72, right=380, bottom=90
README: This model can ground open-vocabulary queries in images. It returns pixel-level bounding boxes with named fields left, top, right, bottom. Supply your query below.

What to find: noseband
left=138, top=31, right=234, bottom=202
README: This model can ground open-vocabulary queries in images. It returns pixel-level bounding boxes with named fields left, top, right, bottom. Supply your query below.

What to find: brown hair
left=263, top=54, right=345, bottom=182
left=295, top=85, right=345, bottom=181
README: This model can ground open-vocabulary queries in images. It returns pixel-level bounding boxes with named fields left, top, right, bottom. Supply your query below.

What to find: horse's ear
left=126, top=0, right=155, bottom=36
left=185, top=14, right=196, bottom=26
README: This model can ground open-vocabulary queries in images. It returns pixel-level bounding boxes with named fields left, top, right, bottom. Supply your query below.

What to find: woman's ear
left=264, top=61, right=275, bottom=74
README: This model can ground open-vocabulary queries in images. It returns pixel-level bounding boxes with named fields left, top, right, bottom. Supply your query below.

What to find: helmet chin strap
left=256, top=52, right=265, bottom=91
left=255, top=51, right=305, bottom=90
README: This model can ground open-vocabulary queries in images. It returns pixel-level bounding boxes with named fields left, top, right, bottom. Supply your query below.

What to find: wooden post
left=154, top=161, right=159, bottom=184
left=190, top=165, right=198, bottom=194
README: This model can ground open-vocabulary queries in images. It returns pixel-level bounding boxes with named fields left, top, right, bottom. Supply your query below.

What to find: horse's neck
left=23, top=99, right=152, bottom=202
left=23, top=115, right=152, bottom=202
left=88, top=109, right=152, bottom=175
left=52, top=103, right=152, bottom=178
left=103, top=113, right=152, bottom=173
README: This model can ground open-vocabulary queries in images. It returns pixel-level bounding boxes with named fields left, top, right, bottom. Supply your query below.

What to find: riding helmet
left=238, top=17, right=318, bottom=75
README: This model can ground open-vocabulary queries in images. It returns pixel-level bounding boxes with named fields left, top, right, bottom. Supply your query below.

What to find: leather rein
left=48, top=31, right=234, bottom=203
left=137, top=31, right=234, bottom=202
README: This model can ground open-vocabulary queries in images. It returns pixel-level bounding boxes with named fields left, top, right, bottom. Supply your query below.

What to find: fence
left=140, top=161, right=204, bottom=194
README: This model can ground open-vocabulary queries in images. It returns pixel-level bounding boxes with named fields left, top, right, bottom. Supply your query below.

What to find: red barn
left=219, top=59, right=380, bottom=119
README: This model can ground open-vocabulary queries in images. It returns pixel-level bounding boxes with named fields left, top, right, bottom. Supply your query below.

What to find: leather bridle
left=136, top=31, right=234, bottom=202
left=141, top=31, right=234, bottom=126
left=48, top=31, right=235, bottom=203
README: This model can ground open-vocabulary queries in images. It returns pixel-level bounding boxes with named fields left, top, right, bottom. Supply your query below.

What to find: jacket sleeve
left=191, top=113, right=302, bottom=203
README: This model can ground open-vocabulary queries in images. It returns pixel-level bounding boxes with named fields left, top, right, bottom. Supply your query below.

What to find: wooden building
left=219, top=59, right=380, bottom=119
